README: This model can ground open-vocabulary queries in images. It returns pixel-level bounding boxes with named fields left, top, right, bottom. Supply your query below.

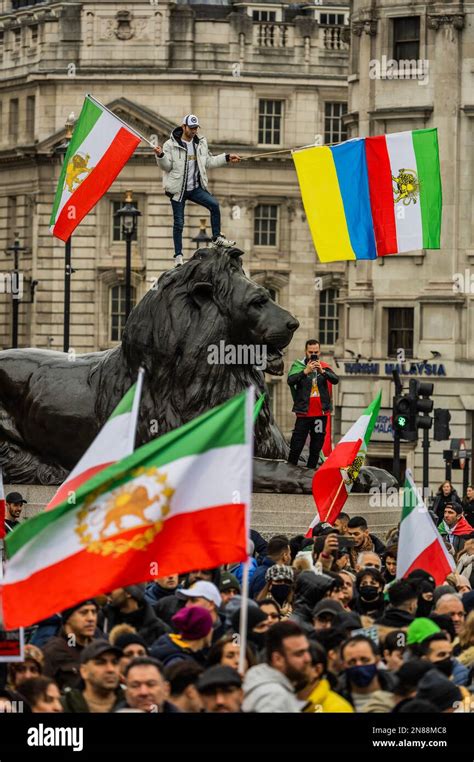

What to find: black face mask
left=359, top=585, right=381, bottom=602
left=416, top=598, right=433, bottom=618
left=249, top=631, right=266, bottom=650
left=434, top=657, right=454, bottom=678
left=271, top=584, right=291, bottom=606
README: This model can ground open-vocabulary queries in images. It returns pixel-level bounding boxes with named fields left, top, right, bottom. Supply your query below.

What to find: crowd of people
left=1, top=479, right=474, bottom=714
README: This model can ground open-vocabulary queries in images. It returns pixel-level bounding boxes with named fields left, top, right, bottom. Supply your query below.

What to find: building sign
left=373, top=409, right=394, bottom=441
left=344, top=362, right=447, bottom=377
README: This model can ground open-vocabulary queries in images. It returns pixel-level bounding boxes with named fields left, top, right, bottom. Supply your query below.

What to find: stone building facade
left=0, top=0, right=349, bottom=439
left=342, top=0, right=474, bottom=493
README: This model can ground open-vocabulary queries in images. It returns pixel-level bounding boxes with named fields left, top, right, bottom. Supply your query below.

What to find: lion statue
left=0, top=246, right=302, bottom=487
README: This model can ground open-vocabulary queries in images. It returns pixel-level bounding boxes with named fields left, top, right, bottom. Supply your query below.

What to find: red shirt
left=297, top=361, right=333, bottom=418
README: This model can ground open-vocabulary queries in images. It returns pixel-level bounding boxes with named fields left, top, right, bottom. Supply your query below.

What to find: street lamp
left=53, top=112, right=76, bottom=352
left=191, top=218, right=213, bottom=247
left=114, top=190, right=141, bottom=321
left=5, top=233, right=28, bottom=349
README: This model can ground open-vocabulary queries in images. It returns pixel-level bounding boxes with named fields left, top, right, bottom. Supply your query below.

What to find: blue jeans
left=170, top=187, right=221, bottom=257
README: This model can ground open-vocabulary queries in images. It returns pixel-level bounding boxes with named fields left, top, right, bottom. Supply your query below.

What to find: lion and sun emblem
left=65, top=152, right=95, bottom=193
left=75, top=467, right=174, bottom=558
left=392, top=168, right=420, bottom=206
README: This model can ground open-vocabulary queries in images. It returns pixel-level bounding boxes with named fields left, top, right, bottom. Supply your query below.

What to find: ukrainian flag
left=293, top=139, right=377, bottom=263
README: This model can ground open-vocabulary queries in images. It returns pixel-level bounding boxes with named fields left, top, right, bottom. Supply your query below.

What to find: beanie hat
left=114, top=632, right=148, bottom=651
left=395, top=660, right=433, bottom=694
left=406, top=617, right=441, bottom=645
left=416, top=669, right=462, bottom=711
left=230, top=604, right=267, bottom=634
left=23, top=644, right=45, bottom=669
left=62, top=599, right=98, bottom=624
left=407, top=569, right=436, bottom=588
left=171, top=605, right=213, bottom=641
left=219, top=572, right=241, bottom=594
left=124, top=585, right=146, bottom=604
left=265, top=565, right=295, bottom=583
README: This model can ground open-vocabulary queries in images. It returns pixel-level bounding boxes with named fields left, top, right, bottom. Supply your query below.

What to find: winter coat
left=349, top=533, right=387, bottom=569
left=432, top=490, right=463, bottom=523
left=144, top=582, right=180, bottom=607
left=456, top=551, right=474, bottom=588
left=249, top=557, right=275, bottom=599
left=42, top=629, right=95, bottom=691
left=302, top=678, right=354, bottom=713
left=149, top=632, right=209, bottom=668
left=153, top=594, right=185, bottom=626
left=287, top=358, right=339, bottom=415
left=462, top=498, right=474, bottom=528
left=102, top=601, right=170, bottom=647
left=375, top=607, right=414, bottom=629
left=242, top=663, right=302, bottom=713
left=61, top=687, right=124, bottom=713
left=337, top=667, right=397, bottom=709
left=156, top=126, right=228, bottom=201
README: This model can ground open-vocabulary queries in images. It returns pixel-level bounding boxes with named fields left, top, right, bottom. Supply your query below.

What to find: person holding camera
left=287, top=339, right=339, bottom=470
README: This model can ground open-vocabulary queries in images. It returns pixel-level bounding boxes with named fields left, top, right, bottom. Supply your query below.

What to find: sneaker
left=210, top=234, right=236, bottom=248
left=174, top=254, right=184, bottom=267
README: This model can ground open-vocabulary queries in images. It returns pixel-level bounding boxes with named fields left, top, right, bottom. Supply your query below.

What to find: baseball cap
left=182, top=114, right=200, bottom=128
left=312, top=599, right=344, bottom=619
left=177, top=580, right=222, bottom=608
left=5, top=492, right=27, bottom=505
left=197, top=666, right=242, bottom=693
left=80, top=640, right=122, bottom=664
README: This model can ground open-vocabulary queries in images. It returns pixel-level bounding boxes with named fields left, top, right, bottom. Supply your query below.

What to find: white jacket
left=242, top=663, right=302, bottom=713
left=156, top=126, right=228, bottom=201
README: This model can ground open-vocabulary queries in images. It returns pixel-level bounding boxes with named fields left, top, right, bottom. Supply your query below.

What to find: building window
left=26, top=96, right=35, bottom=141
left=12, top=0, right=45, bottom=8
left=388, top=307, right=414, bottom=358
left=7, top=196, right=17, bottom=245
left=254, top=204, right=278, bottom=247
left=9, top=99, right=19, bottom=142
left=319, top=288, right=339, bottom=345
left=258, top=99, right=283, bottom=145
left=30, top=26, right=38, bottom=46
left=268, top=287, right=278, bottom=303
left=252, top=10, right=277, bottom=22
left=112, top=200, right=139, bottom=242
left=324, top=102, right=347, bottom=144
left=110, top=284, right=136, bottom=342
left=393, top=17, right=420, bottom=61
left=319, top=13, right=346, bottom=26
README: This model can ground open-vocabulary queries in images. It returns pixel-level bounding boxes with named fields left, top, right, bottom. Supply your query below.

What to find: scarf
left=456, top=553, right=474, bottom=582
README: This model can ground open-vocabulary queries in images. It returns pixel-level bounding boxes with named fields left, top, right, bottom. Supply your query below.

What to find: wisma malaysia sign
left=344, top=361, right=447, bottom=377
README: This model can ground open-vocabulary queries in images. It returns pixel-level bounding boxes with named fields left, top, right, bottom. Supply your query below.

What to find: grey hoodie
left=242, top=663, right=301, bottom=713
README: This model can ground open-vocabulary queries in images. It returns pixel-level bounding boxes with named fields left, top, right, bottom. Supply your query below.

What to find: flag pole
left=86, top=94, right=157, bottom=148
left=238, top=558, right=250, bottom=675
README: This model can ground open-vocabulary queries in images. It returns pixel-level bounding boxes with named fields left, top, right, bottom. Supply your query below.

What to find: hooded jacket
left=102, top=601, right=170, bottom=647
left=290, top=571, right=335, bottom=633
left=149, top=632, right=209, bottom=668
left=156, top=127, right=229, bottom=201
left=375, top=607, right=414, bottom=628
left=242, top=663, right=302, bottom=713
left=287, top=358, right=339, bottom=415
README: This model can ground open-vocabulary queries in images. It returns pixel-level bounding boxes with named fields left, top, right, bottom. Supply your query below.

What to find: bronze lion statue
left=0, top=246, right=300, bottom=486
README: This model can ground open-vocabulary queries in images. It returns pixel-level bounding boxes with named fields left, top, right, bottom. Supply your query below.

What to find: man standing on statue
left=287, top=339, right=339, bottom=470
left=154, top=114, right=241, bottom=266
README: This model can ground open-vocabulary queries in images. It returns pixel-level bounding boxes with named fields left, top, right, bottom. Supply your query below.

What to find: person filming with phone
left=287, top=339, right=339, bottom=470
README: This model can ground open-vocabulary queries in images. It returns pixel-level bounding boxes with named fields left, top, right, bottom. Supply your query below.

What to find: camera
left=310, top=353, right=319, bottom=361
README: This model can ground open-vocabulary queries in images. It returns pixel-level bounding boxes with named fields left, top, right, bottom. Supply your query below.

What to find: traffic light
left=393, top=393, right=416, bottom=440
left=433, top=409, right=451, bottom=441
left=411, top=379, right=434, bottom=431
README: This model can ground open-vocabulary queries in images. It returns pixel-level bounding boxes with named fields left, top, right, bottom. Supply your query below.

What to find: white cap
left=177, top=580, right=221, bottom=608
left=182, top=114, right=200, bottom=128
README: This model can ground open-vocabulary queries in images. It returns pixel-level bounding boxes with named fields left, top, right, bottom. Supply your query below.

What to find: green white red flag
left=50, top=94, right=142, bottom=241
left=46, top=369, right=144, bottom=511
left=0, top=390, right=253, bottom=629
left=306, top=391, right=381, bottom=536
left=397, top=469, right=455, bottom=585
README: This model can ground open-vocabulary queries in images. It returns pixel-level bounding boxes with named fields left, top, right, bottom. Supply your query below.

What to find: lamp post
left=53, top=112, right=75, bottom=352
left=114, top=190, right=141, bottom=321
left=5, top=233, right=28, bottom=349
left=191, top=218, right=213, bottom=248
